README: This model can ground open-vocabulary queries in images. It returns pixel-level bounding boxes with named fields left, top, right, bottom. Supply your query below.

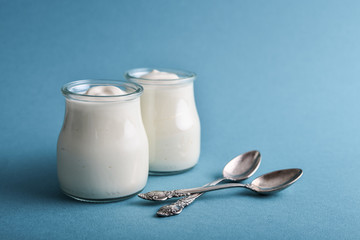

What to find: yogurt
left=57, top=80, right=149, bottom=201
left=125, top=69, right=200, bottom=174
left=141, top=69, right=179, bottom=80
left=85, top=85, right=126, bottom=96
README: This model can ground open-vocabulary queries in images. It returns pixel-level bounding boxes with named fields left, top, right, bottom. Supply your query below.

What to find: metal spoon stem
left=174, top=182, right=249, bottom=195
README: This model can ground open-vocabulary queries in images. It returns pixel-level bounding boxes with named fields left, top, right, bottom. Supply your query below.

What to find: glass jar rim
left=124, top=68, right=196, bottom=85
left=61, top=79, right=143, bottom=102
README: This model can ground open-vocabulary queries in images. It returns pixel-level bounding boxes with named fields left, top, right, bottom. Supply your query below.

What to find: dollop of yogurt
left=85, top=86, right=127, bottom=96
left=141, top=69, right=179, bottom=80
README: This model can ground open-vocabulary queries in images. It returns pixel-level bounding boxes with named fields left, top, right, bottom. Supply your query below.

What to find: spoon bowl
left=223, top=150, right=261, bottom=181
left=249, top=168, right=303, bottom=194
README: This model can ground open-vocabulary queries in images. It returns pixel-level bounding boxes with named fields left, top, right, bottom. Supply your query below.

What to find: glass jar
left=125, top=68, right=201, bottom=174
left=57, top=80, right=149, bottom=202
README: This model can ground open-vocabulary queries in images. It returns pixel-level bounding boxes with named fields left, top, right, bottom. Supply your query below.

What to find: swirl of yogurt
left=140, top=69, right=179, bottom=80
left=85, top=86, right=127, bottom=96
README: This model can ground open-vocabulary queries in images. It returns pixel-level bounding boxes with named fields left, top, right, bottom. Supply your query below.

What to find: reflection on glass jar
left=125, top=68, right=201, bottom=175
left=57, top=80, right=149, bottom=202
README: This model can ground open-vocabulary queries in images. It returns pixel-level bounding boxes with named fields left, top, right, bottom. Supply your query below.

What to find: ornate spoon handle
left=156, top=178, right=225, bottom=217
left=138, top=182, right=249, bottom=201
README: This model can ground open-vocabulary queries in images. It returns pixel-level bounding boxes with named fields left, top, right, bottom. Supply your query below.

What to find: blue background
left=1, top=0, right=359, bottom=239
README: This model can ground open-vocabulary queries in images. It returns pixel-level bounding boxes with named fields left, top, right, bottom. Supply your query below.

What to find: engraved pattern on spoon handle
left=138, top=190, right=191, bottom=201
left=157, top=178, right=225, bottom=217
left=140, top=182, right=248, bottom=201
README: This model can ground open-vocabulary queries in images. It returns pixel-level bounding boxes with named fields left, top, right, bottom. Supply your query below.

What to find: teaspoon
left=139, top=168, right=303, bottom=201
left=156, top=150, right=261, bottom=216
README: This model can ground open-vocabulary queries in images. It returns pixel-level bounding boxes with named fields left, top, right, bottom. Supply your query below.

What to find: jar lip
left=124, top=68, right=196, bottom=85
left=61, top=79, right=143, bottom=102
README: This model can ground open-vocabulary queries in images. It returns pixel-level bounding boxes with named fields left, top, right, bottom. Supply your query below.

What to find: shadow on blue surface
left=0, top=154, right=75, bottom=204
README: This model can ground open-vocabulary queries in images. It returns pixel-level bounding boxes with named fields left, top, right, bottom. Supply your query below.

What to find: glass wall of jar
left=57, top=80, right=149, bottom=202
left=125, top=68, right=201, bottom=175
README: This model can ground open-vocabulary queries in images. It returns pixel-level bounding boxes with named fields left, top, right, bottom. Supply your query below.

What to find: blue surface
left=1, top=0, right=360, bottom=239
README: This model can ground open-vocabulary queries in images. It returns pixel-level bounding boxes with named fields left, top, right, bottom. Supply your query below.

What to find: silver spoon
left=156, top=150, right=261, bottom=217
left=138, top=168, right=303, bottom=201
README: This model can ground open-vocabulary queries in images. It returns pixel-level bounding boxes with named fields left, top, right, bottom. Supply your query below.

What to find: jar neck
left=140, top=82, right=196, bottom=103
left=64, top=98, right=143, bottom=121
left=125, top=68, right=196, bottom=86
left=65, top=97, right=141, bottom=107
left=140, top=81, right=194, bottom=89
left=129, top=79, right=194, bottom=87
left=62, top=80, right=143, bottom=102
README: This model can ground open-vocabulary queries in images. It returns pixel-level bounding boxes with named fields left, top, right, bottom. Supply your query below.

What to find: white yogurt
left=141, top=69, right=179, bottom=80
left=126, top=69, right=200, bottom=174
left=85, top=85, right=126, bottom=96
left=57, top=81, right=149, bottom=201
